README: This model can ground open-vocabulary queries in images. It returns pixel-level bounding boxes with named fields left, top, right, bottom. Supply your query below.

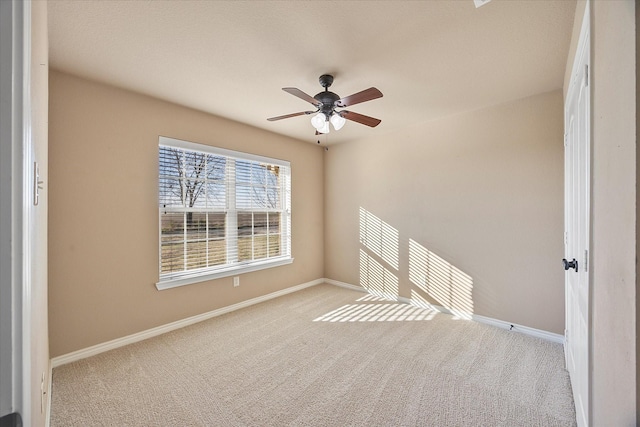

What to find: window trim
left=156, top=136, right=293, bottom=290
left=156, top=256, right=294, bottom=290
left=159, top=136, right=291, bottom=168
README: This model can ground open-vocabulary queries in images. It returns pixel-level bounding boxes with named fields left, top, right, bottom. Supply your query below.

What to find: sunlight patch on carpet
left=313, top=301, right=438, bottom=322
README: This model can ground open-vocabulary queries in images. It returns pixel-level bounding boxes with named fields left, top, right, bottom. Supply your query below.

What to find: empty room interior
left=1, top=0, right=638, bottom=426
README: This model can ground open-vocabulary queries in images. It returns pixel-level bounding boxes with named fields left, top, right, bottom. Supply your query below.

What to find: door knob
left=563, top=258, right=578, bottom=272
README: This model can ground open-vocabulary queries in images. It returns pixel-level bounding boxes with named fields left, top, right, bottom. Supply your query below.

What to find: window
left=157, top=136, right=292, bottom=290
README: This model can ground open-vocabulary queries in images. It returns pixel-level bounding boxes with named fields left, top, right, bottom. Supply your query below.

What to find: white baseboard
left=470, top=313, right=564, bottom=344
left=323, top=278, right=366, bottom=293
left=51, top=277, right=563, bottom=368
left=330, top=280, right=564, bottom=345
left=398, top=295, right=565, bottom=344
left=51, top=278, right=325, bottom=368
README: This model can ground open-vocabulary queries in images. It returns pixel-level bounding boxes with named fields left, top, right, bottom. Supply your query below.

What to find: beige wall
left=48, top=71, right=324, bottom=357
left=324, top=90, right=565, bottom=334
left=589, top=0, right=637, bottom=424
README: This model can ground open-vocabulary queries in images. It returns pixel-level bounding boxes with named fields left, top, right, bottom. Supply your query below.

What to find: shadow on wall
left=408, top=239, right=473, bottom=319
left=359, top=207, right=399, bottom=300
left=359, top=207, right=474, bottom=320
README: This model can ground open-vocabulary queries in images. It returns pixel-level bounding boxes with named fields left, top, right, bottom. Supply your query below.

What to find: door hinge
left=41, top=371, right=46, bottom=414
left=584, top=249, right=588, bottom=272
left=564, top=133, right=568, bottom=147
left=564, top=231, right=568, bottom=246
left=584, top=64, right=589, bottom=87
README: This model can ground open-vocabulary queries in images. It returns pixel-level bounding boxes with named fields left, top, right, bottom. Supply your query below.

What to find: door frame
left=0, top=0, right=33, bottom=424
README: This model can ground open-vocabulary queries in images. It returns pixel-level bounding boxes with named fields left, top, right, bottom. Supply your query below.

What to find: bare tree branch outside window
left=159, top=143, right=290, bottom=278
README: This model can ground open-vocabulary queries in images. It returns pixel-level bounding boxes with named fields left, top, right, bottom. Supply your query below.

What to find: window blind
left=158, top=137, right=291, bottom=284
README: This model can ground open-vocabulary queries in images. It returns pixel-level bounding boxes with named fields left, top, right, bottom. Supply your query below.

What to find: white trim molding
left=0, top=0, right=32, bottom=423
left=52, top=278, right=324, bottom=368
left=51, top=277, right=563, bottom=370
left=156, top=257, right=294, bottom=290
left=323, top=278, right=366, bottom=293
left=402, top=295, right=564, bottom=344
left=45, top=360, right=52, bottom=427
left=327, top=279, right=564, bottom=345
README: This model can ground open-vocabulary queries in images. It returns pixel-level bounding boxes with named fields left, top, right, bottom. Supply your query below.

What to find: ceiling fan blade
left=267, top=111, right=315, bottom=121
left=335, top=87, right=383, bottom=108
left=340, top=110, right=382, bottom=127
left=282, top=87, right=321, bottom=106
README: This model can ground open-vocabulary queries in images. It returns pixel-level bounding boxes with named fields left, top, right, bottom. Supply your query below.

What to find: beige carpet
left=50, top=284, right=576, bottom=426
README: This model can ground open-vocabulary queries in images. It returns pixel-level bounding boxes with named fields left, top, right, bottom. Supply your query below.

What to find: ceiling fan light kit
left=310, top=112, right=345, bottom=134
left=267, top=74, right=383, bottom=136
left=330, top=113, right=346, bottom=131
left=311, top=112, right=328, bottom=132
left=312, top=113, right=331, bottom=134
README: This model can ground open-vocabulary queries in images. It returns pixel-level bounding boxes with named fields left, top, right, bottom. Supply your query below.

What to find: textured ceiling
left=48, top=0, right=576, bottom=145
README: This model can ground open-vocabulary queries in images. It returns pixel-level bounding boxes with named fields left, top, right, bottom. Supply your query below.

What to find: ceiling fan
left=267, top=74, right=383, bottom=134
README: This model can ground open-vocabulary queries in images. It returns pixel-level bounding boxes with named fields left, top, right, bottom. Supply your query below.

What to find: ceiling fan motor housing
left=315, top=74, right=339, bottom=118
left=314, top=90, right=340, bottom=118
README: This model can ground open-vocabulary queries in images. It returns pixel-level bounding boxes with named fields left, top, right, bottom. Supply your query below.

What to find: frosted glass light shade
left=317, top=120, right=330, bottom=134
left=311, top=113, right=330, bottom=134
left=330, top=114, right=346, bottom=131
left=311, top=113, right=326, bottom=130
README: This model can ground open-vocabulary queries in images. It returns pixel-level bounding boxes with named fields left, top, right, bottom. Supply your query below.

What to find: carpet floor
left=50, top=284, right=576, bottom=426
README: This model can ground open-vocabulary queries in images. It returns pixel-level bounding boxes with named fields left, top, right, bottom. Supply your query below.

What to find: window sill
left=156, top=257, right=294, bottom=290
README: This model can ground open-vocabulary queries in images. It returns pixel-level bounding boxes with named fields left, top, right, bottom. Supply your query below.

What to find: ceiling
left=48, top=0, right=576, bottom=145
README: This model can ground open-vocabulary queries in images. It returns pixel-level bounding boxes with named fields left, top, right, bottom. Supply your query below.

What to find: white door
left=564, top=4, right=590, bottom=427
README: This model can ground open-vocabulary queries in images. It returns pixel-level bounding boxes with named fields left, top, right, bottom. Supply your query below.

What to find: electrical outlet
left=233, top=276, right=239, bottom=287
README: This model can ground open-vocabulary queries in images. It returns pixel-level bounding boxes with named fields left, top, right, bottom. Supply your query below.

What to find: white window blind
left=157, top=136, right=292, bottom=289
